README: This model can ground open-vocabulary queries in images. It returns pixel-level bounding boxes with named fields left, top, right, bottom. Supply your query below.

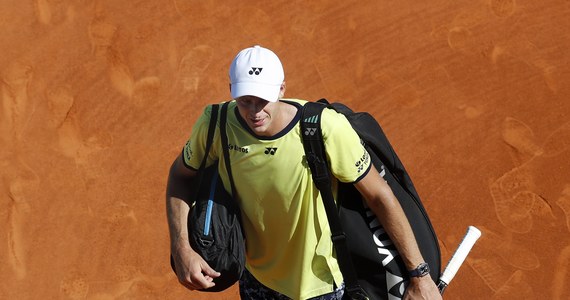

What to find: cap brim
left=231, top=82, right=281, bottom=102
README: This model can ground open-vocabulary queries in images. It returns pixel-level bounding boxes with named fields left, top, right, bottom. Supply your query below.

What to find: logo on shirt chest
left=228, top=144, right=250, bottom=153
left=227, top=143, right=279, bottom=156
left=264, top=147, right=278, bottom=155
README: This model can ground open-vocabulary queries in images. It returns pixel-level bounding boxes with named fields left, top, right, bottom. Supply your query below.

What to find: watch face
left=410, top=262, right=430, bottom=277
left=420, top=263, right=430, bottom=275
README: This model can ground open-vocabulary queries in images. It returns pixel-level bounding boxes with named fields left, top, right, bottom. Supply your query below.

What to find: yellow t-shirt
left=183, top=99, right=371, bottom=299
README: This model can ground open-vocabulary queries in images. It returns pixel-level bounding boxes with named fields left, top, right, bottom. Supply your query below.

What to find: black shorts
left=239, top=268, right=345, bottom=300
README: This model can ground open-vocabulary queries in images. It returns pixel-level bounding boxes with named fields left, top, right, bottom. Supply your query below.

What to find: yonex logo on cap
left=249, top=67, right=263, bottom=75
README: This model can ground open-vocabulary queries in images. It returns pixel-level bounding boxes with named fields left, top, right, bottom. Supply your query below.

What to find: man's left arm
left=354, top=165, right=442, bottom=300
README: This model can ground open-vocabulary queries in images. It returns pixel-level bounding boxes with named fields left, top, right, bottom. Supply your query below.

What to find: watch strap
left=409, top=262, right=430, bottom=278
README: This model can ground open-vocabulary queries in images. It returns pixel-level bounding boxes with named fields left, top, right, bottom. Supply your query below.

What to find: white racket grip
left=439, top=226, right=482, bottom=285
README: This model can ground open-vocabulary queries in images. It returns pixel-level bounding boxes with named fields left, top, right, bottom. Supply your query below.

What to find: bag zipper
left=204, top=168, right=219, bottom=236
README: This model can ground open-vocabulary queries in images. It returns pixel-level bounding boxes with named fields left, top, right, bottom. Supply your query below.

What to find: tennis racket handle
left=437, top=226, right=482, bottom=293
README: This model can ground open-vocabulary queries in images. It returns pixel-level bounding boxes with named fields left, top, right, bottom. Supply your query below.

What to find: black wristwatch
left=408, top=262, right=430, bottom=278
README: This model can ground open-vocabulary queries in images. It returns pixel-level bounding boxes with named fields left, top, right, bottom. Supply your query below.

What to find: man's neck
left=271, top=101, right=298, bottom=133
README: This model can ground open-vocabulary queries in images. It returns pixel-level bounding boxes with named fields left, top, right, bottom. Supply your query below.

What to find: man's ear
left=279, top=81, right=286, bottom=98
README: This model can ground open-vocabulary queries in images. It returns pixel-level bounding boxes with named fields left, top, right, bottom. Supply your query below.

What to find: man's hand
left=403, top=276, right=442, bottom=300
left=171, top=243, right=221, bottom=290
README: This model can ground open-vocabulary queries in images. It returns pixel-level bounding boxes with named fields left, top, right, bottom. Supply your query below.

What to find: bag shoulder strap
left=301, top=101, right=331, bottom=190
left=300, top=100, right=368, bottom=299
left=198, top=104, right=220, bottom=170
left=191, top=104, right=220, bottom=202
left=219, top=102, right=237, bottom=198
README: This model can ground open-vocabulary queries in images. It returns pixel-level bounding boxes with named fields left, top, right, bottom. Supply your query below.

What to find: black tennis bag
left=170, top=102, right=245, bottom=292
left=301, top=99, right=441, bottom=300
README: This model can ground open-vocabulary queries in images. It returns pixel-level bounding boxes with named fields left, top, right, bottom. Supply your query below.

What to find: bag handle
left=301, top=101, right=370, bottom=300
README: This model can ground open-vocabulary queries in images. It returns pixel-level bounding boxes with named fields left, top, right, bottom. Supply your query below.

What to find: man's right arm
left=166, top=153, right=220, bottom=290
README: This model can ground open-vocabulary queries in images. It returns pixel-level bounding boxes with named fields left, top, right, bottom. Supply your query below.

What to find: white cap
left=229, top=45, right=284, bottom=102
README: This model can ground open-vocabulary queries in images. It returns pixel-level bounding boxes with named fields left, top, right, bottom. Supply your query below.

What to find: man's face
left=235, top=96, right=277, bottom=136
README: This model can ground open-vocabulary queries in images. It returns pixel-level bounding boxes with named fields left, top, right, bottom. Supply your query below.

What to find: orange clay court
left=1, top=1, right=569, bottom=299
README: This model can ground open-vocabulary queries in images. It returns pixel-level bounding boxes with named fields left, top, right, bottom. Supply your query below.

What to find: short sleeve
left=182, top=105, right=219, bottom=170
left=320, top=108, right=371, bottom=183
